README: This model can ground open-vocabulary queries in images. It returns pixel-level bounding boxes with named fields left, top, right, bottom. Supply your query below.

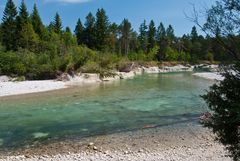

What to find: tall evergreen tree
left=190, top=26, right=198, bottom=42
left=95, top=8, right=109, bottom=51
left=166, top=25, right=175, bottom=41
left=138, top=20, right=148, bottom=52
left=108, top=23, right=119, bottom=52
left=120, top=19, right=132, bottom=55
left=148, top=20, right=156, bottom=51
left=1, top=0, right=18, bottom=50
left=83, top=12, right=95, bottom=49
left=157, top=22, right=166, bottom=42
left=129, top=31, right=139, bottom=53
left=30, top=3, right=44, bottom=39
left=16, top=0, right=41, bottom=51
left=74, top=18, right=84, bottom=45
left=18, top=21, right=39, bottom=51
left=63, top=27, right=76, bottom=48
left=156, top=23, right=168, bottom=60
left=53, top=12, right=62, bottom=34
left=18, top=0, right=29, bottom=24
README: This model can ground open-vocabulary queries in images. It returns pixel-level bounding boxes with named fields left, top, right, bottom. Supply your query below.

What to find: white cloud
left=45, top=0, right=92, bottom=3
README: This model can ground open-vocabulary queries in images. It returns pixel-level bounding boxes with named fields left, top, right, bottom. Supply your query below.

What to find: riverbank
left=0, top=64, right=222, bottom=97
left=193, top=72, right=224, bottom=81
left=0, top=122, right=230, bottom=161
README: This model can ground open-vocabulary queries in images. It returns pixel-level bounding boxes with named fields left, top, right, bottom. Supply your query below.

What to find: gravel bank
left=0, top=122, right=231, bottom=161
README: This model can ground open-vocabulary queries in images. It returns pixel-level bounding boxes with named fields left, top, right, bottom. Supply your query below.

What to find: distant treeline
left=0, top=0, right=233, bottom=79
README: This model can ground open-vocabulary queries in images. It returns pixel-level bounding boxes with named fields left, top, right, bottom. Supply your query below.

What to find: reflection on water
left=0, top=73, right=212, bottom=149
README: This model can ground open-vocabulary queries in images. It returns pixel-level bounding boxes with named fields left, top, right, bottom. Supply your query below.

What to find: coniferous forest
left=0, top=0, right=233, bottom=80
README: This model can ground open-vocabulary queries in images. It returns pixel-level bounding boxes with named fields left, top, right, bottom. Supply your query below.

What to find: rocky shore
left=0, top=122, right=230, bottom=161
left=1, top=64, right=220, bottom=97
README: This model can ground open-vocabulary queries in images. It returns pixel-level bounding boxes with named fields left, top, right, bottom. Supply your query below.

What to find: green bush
left=165, top=47, right=178, bottom=61
left=80, top=61, right=100, bottom=73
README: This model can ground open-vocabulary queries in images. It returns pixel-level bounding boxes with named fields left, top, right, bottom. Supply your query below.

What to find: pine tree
left=190, top=26, right=198, bottom=42
left=138, top=20, right=148, bottom=52
left=16, top=0, right=30, bottom=49
left=63, top=27, right=76, bottom=48
left=166, top=25, right=175, bottom=41
left=53, top=12, right=62, bottom=34
left=74, top=18, right=84, bottom=45
left=1, top=0, right=18, bottom=50
left=18, top=21, right=39, bottom=51
left=148, top=20, right=156, bottom=51
left=120, top=19, right=132, bottom=55
left=83, top=12, right=95, bottom=49
left=18, top=0, right=29, bottom=24
left=156, top=22, right=168, bottom=60
left=157, top=22, right=166, bottom=42
left=95, top=8, right=109, bottom=51
left=30, top=3, right=44, bottom=39
left=108, top=23, right=119, bottom=52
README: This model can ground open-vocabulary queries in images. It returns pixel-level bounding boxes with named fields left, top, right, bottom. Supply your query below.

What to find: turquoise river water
left=0, top=73, right=213, bottom=149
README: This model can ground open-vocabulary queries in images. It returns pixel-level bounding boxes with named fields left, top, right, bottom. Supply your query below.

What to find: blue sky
left=0, top=0, right=216, bottom=36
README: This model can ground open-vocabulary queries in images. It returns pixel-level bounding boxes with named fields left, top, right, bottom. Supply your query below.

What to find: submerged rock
left=0, top=138, right=3, bottom=146
left=32, top=132, right=49, bottom=139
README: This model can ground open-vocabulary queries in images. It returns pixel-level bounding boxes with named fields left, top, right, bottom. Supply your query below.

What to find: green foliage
left=166, top=25, right=175, bottom=42
left=165, top=47, right=178, bottom=61
left=200, top=1, right=240, bottom=160
left=18, top=22, right=39, bottom=51
left=179, top=51, right=191, bottom=62
left=138, top=20, right=148, bottom=53
left=120, top=19, right=132, bottom=55
left=148, top=20, right=156, bottom=51
left=31, top=3, right=44, bottom=39
left=80, top=61, right=100, bottom=73
left=95, top=8, right=110, bottom=51
left=0, top=1, right=235, bottom=81
left=146, top=45, right=159, bottom=61
left=1, top=0, right=17, bottom=50
left=53, top=13, right=62, bottom=34
left=74, top=18, right=84, bottom=45
left=202, top=64, right=240, bottom=160
left=83, top=12, right=96, bottom=49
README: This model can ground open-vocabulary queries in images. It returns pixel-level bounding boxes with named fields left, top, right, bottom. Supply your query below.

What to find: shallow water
left=0, top=73, right=213, bottom=149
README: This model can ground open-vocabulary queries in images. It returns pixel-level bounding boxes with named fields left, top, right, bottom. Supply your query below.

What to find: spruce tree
left=16, top=0, right=30, bottom=49
left=190, top=26, right=198, bottom=42
left=18, top=21, right=39, bottom=51
left=138, top=20, right=148, bottom=53
left=95, top=8, right=109, bottom=51
left=53, top=12, right=62, bottom=34
left=30, top=3, right=44, bottom=39
left=120, top=19, right=132, bottom=55
left=108, top=23, right=119, bottom=52
left=18, top=0, right=29, bottom=24
left=1, top=0, right=18, bottom=50
left=83, top=12, right=95, bottom=49
left=74, top=18, right=84, bottom=45
left=148, top=20, right=156, bottom=51
left=166, top=25, right=175, bottom=41
left=156, top=22, right=167, bottom=60
left=157, top=22, right=166, bottom=42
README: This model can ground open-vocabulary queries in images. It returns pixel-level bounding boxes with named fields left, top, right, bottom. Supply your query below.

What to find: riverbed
left=0, top=72, right=230, bottom=160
